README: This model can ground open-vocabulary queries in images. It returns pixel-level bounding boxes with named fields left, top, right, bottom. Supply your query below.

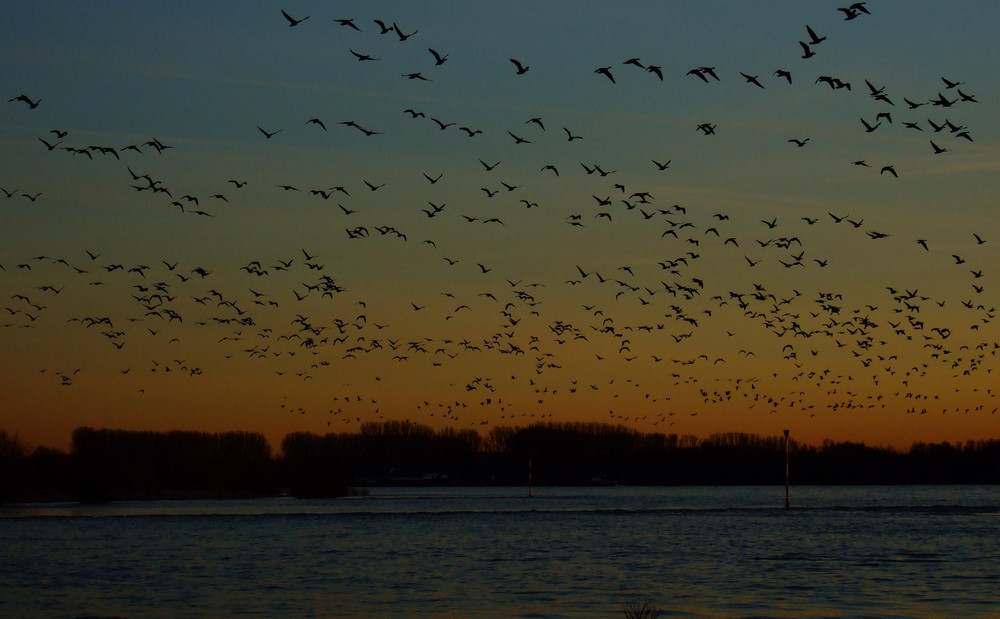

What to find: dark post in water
left=784, top=429, right=790, bottom=508
left=528, top=456, right=533, bottom=498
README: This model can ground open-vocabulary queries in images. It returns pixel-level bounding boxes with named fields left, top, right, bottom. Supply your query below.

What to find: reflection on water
left=3, top=486, right=999, bottom=617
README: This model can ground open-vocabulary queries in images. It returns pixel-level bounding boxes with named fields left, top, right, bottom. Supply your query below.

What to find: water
left=3, top=486, right=999, bottom=617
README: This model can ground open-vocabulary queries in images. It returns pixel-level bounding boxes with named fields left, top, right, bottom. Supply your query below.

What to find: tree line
left=2, top=423, right=999, bottom=503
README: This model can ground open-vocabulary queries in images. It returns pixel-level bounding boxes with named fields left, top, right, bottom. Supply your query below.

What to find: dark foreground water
left=3, top=485, right=999, bottom=617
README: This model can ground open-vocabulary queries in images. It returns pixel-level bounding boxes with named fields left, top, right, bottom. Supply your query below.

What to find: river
left=3, top=485, right=999, bottom=617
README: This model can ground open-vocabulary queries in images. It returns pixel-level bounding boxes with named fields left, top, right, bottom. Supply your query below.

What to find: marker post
left=784, top=429, right=790, bottom=509
left=528, top=457, right=533, bottom=498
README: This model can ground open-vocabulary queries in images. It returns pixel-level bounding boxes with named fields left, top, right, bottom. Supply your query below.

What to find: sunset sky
left=3, top=1, right=1000, bottom=451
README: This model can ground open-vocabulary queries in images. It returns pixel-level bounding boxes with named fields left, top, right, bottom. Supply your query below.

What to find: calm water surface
left=3, top=485, right=999, bottom=617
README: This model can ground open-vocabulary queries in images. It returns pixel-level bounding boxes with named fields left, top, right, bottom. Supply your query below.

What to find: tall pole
left=528, top=456, right=533, bottom=498
left=784, top=429, right=790, bottom=509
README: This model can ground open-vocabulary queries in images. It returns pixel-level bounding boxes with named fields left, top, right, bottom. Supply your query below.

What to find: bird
left=595, top=67, right=616, bottom=83
left=428, top=48, right=448, bottom=65
left=280, top=9, right=309, bottom=27
left=525, top=117, right=545, bottom=130
left=350, top=49, right=380, bottom=62
left=305, top=118, right=326, bottom=131
left=806, top=25, right=826, bottom=45
left=942, top=76, right=963, bottom=89
left=838, top=3, right=870, bottom=20
left=799, top=41, right=816, bottom=59
left=510, top=58, right=529, bottom=74
left=930, top=140, right=949, bottom=154
left=774, top=69, right=792, bottom=84
left=334, top=18, right=361, bottom=31
left=688, top=66, right=719, bottom=82
left=8, top=94, right=40, bottom=108
left=507, top=131, right=531, bottom=144
left=687, top=68, right=709, bottom=82
left=741, top=73, right=765, bottom=88
left=257, top=126, right=282, bottom=139
left=393, top=24, right=418, bottom=41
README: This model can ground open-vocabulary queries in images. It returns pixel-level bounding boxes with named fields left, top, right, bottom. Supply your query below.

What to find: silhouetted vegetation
left=622, top=599, right=663, bottom=619
left=2, top=423, right=1000, bottom=503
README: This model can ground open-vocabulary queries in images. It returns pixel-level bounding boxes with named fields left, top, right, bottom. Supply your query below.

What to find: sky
left=3, top=1, right=1000, bottom=451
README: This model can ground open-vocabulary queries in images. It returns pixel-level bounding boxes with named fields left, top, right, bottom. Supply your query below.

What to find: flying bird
left=507, top=131, right=531, bottom=144
left=806, top=25, right=826, bottom=45
left=334, top=18, right=361, bottom=31
left=741, top=72, right=765, bottom=88
left=280, top=9, right=309, bottom=27
left=257, top=126, right=282, bottom=139
left=393, top=24, right=418, bottom=41
left=428, top=48, right=448, bottom=65
left=350, top=49, right=380, bottom=61
left=8, top=94, right=40, bottom=108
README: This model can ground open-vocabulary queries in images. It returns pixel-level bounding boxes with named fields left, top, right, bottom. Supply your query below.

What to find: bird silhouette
left=507, top=131, right=531, bottom=144
left=509, top=58, right=529, bottom=74
left=8, top=94, right=40, bottom=108
left=428, top=48, right=448, bottom=65
left=741, top=72, right=765, bottom=88
left=257, top=126, right=282, bottom=139
left=350, top=49, right=380, bottom=62
left=280, top=9, right=309, bottom=27
left=595, top=67, right=616, bottom=83
left=806, top=25, right=826, bottom=45
left=334, top=18, right=360, bottom=31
